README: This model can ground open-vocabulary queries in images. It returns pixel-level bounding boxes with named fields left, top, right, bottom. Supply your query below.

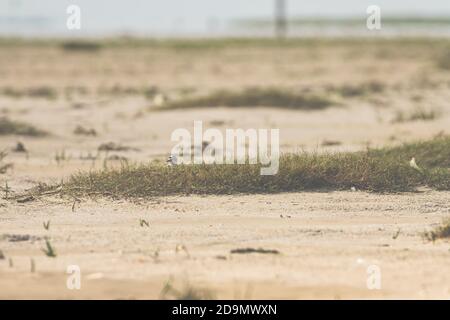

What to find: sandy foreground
left=1, top=191, right=450, bottom=299
left=0, top=39, right=449, bottom=299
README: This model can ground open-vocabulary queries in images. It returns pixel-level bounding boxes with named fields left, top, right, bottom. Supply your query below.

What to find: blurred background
left=1, top=0, right=450, bottom=37
left=1, top=0, right=450, bottom=178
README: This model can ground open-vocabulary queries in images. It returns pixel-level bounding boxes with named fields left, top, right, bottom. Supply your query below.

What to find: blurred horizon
left=1, top=0, right=450, bottom=37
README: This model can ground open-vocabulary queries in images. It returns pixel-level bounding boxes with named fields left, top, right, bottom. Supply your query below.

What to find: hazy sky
left=2, top=0, right=449, bottom=16
left=1, top=0, right=450, bottom=36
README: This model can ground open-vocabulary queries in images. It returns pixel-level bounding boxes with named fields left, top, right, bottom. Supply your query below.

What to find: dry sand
left=0, top=192, right=450, bottom=299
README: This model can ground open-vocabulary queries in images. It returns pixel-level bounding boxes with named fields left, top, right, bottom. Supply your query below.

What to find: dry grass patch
left=436, top=48, right=450, bottom=70
left=160, top=281, right=215, bottom=300
left=393, top=107, right=441, bottom=123
left=424, top=220, right=450, bottom=241
left=156, top=87, right=336, bottom=111
left=0, top=118, right=48, bottom=137
left=74, top=125, right=97, bottom=137
left=330, top=81, right=386, bottom=98
left=0, top=86, right=57, bottom=99
left=60, top=41, right=102, bottom=52
left=0, top=150, right=13, bottom=174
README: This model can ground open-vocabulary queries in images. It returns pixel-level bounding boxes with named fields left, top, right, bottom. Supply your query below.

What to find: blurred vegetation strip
left=1, top=37, right=450, bottom=50
left=0, top=117, right=48, bottom=137
left=436, top=47, right=450, bottom=70
left=0, top=86, right=57, bottom=99
left=45, top=137, right=450, bottom=199
left=423, top=220, right=450, bottom=241
left=61, top=40, right=102, bottom=52
left=155, top=87, right=337, bottom=110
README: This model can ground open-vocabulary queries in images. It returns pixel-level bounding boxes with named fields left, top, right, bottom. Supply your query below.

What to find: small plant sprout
left=43, top=220, right=51, bottom=231
left=42, top=239, right=57, bottom=257
left=4, top=181, right=10, bottom=199
left=30, top=258, right=36, bottom=273
left=0, top=151, right=13, bottom=175
left=55, top=150, right=70, bottom=166
left=139, top=219, right=150, bottom=227
left=0, top=150, right=7, bottom=161
left=392, top=228, right=401, bottom=240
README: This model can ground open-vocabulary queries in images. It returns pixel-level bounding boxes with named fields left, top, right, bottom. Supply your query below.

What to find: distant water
left=1, top=0, right=450, bottom=37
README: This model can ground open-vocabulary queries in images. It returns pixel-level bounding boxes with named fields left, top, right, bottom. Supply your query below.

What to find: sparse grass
left=61, top=41, right=102, bottom=52
left=321, top=139, right=342, bottom=147
left=423, top=220, right=450, bottom=241
left=97, top=85, right=160, bottom=99
left=74, top=125, right=97, bottom=136
left=436, top=48, right=450, bottom=70
left=98, top=142, right=139, bottom=152
left=1, top=37, right=449, bottom=55
left=231, top=248, right=280, bottom=255
left=52, top=137, right=450, bottom=198
left=0, top=86, right=57, bottom=99
left=157, top=87, right=336, bottom=111
left=54, top=150, right=70, bottom=165
left=2, top=181, right=11, bottom=198
left=0, top=118, right=48, bottom=136
left=0, top=151, right=13, bottom=174
left=332, top=81, right=385, bottom=98
left=0, top=163, right=14, bottom=174
left=160, top=281, right=215, bottom=300
left=27, top=87, right=57, bottom=99
left=393, top=107, right=440, bottom=123
left=0, top=151, right=7, bottom=162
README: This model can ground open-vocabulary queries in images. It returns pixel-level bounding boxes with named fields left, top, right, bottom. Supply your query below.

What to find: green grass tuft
left=42, top=239, right=57, bottom=258
left=57, top=137, right=450, bottom=198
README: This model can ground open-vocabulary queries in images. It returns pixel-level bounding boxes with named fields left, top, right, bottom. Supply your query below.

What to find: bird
left=409, top=157, right=422, bottom=172
left=167, top=154, right=178, bottom=166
